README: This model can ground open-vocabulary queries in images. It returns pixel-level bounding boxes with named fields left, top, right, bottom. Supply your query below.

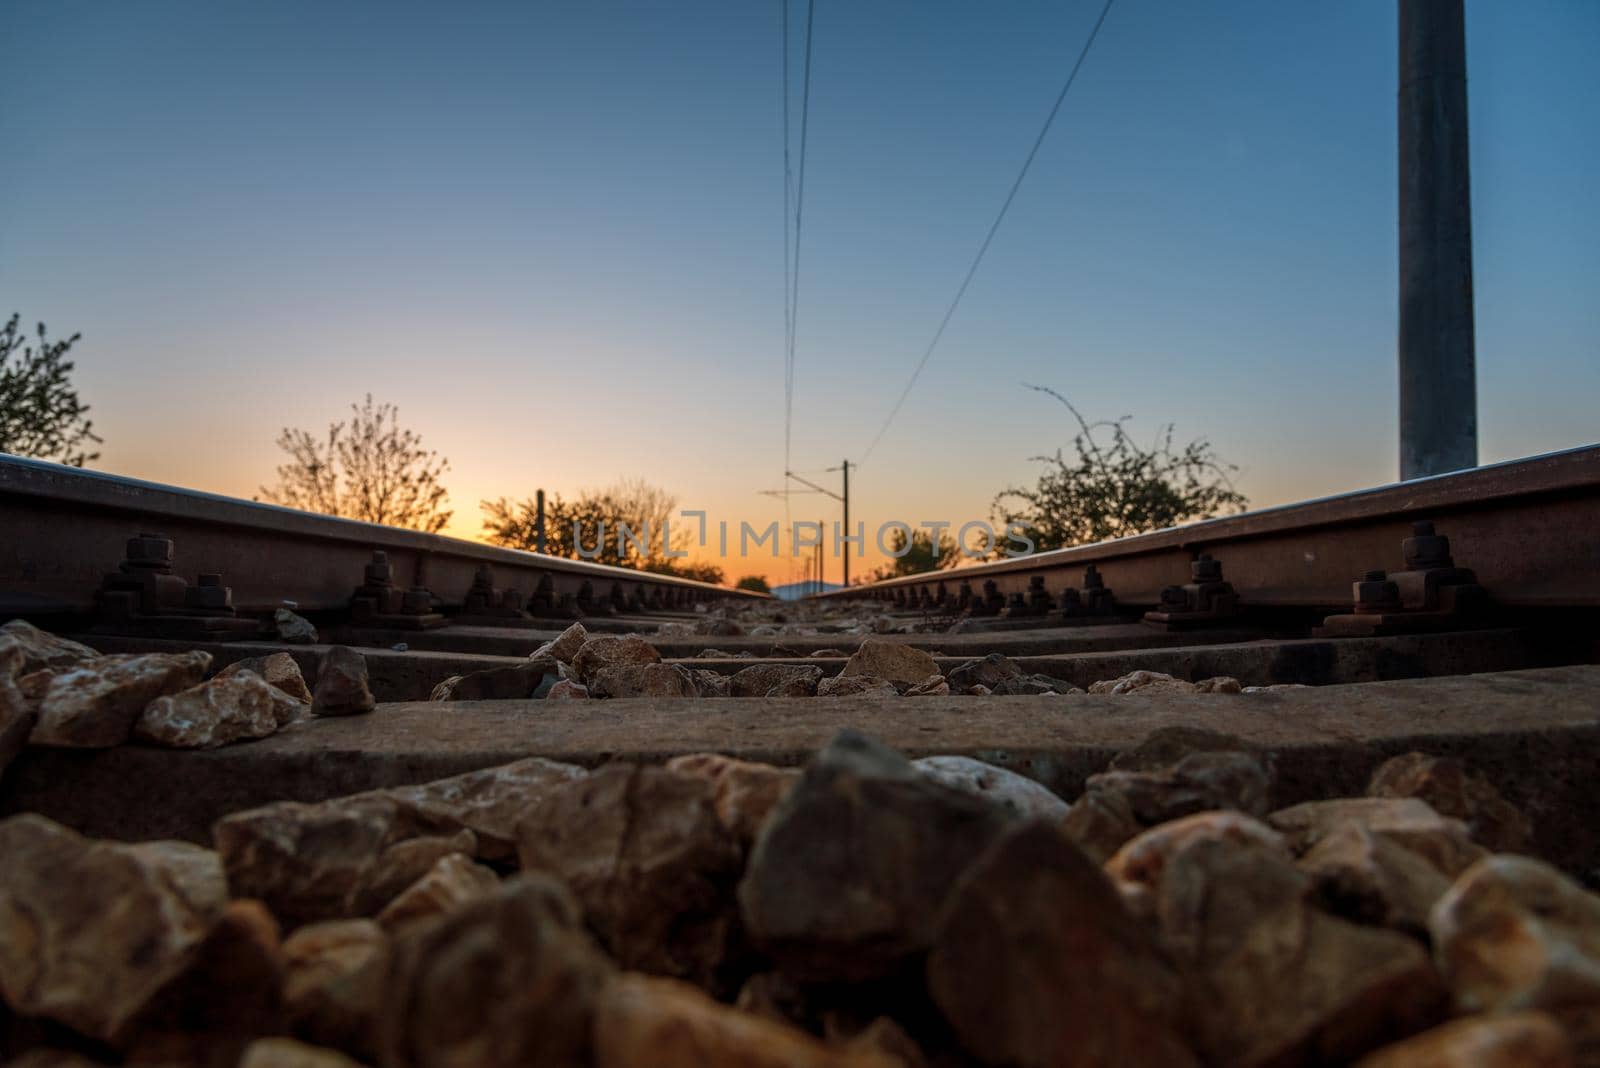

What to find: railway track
left=2, top=447, right=1598, bottom=1067
left=1, top=444, right=1597, bottom=834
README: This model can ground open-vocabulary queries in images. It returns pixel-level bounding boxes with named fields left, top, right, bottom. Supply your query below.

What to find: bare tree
left=259, top=395, right=451, bottom=533
left=600, top=477, right=687, bottom=565
left=993, top=385, right=1247, bottom=549
left=482, top=478, right=717, bottom=579
left=0, top=314, right=101, bottom=466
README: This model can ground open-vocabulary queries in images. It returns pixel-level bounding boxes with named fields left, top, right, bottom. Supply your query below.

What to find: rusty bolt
left=1353, top=569, right=1401, bottom=614
left=185, top=573, right=231, bottom=610
left=1192, top=554, right=1223, bottom=582
left=472, top=564, right=494, bottom=590
left=365, top=551, right=394, bottom=586
left=401, top=586, right=432, bottom=614
left=1402, top=520, right=1453, bottom=570
left=125, top=532, right=174, bottom=569
left=1083, top=564, right=1104, bottom=590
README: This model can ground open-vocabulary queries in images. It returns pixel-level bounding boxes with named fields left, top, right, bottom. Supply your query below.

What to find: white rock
left=275, top=608, right=319, bottom=644
left=913, top=756, right=1069, bottom=819
left=1088, top=670, right=1197, bottom=696
left=1430, top=854, right=1600, bottom=1015
left=30, top=651, right=212, bottom=748
left=841, top=638, right=939, bottom=688
left=135, top=670, right=294, bottom=749
left=817, top=674, right=899, bottom=698
left=0, top=620, right=100, bottom=673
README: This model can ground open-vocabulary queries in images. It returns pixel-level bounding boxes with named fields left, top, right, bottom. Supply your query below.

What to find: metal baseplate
left=90, top=532, right=264, bottom=641
left=1315, top=521, right=1490, bottom=637
left=1057, top=564, right=1124, bottom=626
left=349, top=550, right=447, bottom=630
left=1143, top=554, right=1240, bottom=631
left=454, top=565, right=539, bottom=628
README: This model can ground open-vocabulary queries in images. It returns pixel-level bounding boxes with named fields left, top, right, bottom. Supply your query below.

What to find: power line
left=859, top=0, right=1116, bottom=464
left=786, top=0, right=815, bottom=473
left=781, top=0, right=794, bottom=478
left=779, top=0, right=816, bottom=584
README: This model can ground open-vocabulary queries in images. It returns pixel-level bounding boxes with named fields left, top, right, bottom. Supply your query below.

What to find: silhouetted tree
left=871, top=527, right=960, bottom=580
left=663, top=561, right=726, bottom=585
left=0, top=314, right=100, bottom=466
left=259, top=395, right=451, bottom=533
left=482, top=478, right=721, bottom=582
left=482, top=493, right=609, bottom=560
left=735, top=575, right=771, bottom=593
left=993, top=385, right=1247, bottom=549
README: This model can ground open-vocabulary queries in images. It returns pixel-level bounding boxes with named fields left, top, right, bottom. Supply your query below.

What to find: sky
left=3, top=1, right=1597, bottom=587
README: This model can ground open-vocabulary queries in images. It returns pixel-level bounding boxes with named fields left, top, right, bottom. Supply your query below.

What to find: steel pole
left=841, top=459, right=851, bottom=587
left=816, top=521, right=823, bottom=594
left=535, top=489, right=547, bottom=554
left=1399, top=0, right=1477, bottom=479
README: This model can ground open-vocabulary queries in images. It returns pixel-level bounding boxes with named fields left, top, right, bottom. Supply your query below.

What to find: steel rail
left=0, top=454, right=764, bottom=616
left=812, top=444, right=1600, bottom=610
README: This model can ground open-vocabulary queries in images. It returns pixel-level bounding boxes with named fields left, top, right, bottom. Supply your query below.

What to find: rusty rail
left=0, top=454, right=764, bottom=616
left=813, top=444, right=1600, bottom=611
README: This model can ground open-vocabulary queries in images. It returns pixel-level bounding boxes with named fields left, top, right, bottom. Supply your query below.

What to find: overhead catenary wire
left=780, top=0, right=816, bottom=583
left=858, top=0, right=1116, bottom=464
left=781, top=0, right=794, bottom=479
left=788, top=0, right=816, bottom=408
left=781, top=0, right=795, bottom=582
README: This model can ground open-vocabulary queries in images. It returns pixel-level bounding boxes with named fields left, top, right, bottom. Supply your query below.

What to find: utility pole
left=840, top=459, right=851, bottom=588
left=1399, top=0, right=1477, bottom=479
left=815, top=522, right=823, bottom=595
left=535, top=489, right=547, bottom=554
left=782, top=462, right=853, bottom=591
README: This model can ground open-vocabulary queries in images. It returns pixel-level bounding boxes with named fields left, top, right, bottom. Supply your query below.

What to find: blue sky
left=3, top=1, right=1596, bottom=582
